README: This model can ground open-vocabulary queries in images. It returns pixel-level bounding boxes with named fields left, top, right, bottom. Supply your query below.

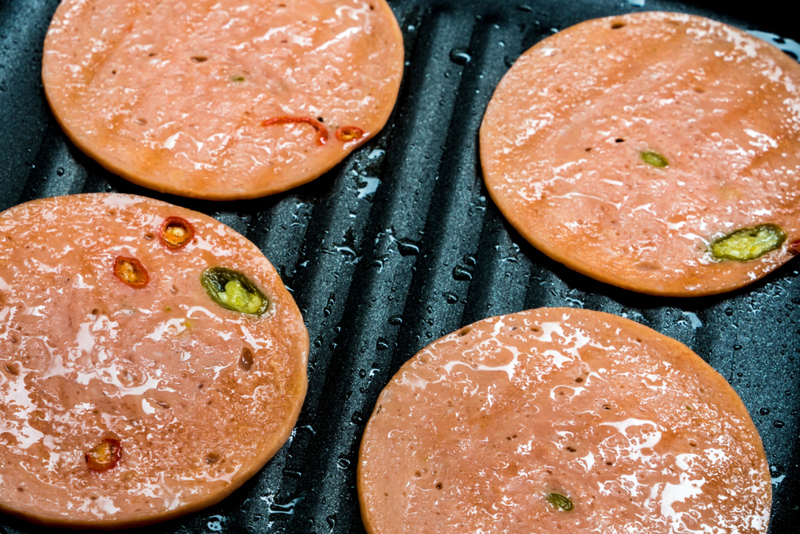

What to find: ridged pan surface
left=0, top=0, right=797, bottom=532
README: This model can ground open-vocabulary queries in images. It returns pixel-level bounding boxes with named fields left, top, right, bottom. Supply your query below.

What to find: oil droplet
left=760, top=408, right=770, bottom=416
left=774, top=420, right=785, bottom=428
left=207, top=515, right=226, bottom=531
left=449, top=48, right=472, bottom=65
left=323, top=293, right=335, bottom=317
left=268, top=498, right=302, bottom=515
left=337, top=457, right=351, bottom=470
left=357, top=176, right=380, bottom=199
left=453, top=265, right=473, bottom=281
left=56, top=167, right=65, bottom=176
left=444, top=292, right=459, bottom=304
left=376, top=338, right=389, bottom=351
left=397, top=239, right=420, bottom=256
left=724, top=308, right=734, bottom=316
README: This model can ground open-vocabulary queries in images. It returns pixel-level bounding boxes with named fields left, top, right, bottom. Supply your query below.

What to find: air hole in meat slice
left=205, top=452, right=220, bottom=464
left=457, top=327, right=471, bottom=337
left=191, top=56, right=208, bottom=63
left=611, top=21, right=626, bottom=29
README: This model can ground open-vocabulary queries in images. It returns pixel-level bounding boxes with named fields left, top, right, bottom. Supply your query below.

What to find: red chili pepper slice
left=160, top=216, right=194, bottom=249
left=335, top=126, right=364, bottom=142
left=114, top=256, right=149, bottom=288
left=86, top=438, right=122, bottom=471
left=261, top=117, right=328, bottom=146
left=789, top=239, right=800, bottom=256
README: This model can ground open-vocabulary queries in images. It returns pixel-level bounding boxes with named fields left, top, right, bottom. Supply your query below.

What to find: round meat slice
left=480, top=12, right=800, bottom=296
left=0, top=194, right=308, bottom=528
left=42, top=0, right=404, bottom=200
left=359, top=308, right=771, bottom=533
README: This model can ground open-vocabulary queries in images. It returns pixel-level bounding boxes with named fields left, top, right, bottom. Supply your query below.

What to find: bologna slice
left=0, top=194, right=308, bottom=528
left=42, top=0, right=404, bottom=200
left=359, top=308, right=771, bottom=533
left=480, top=12, right=800, bottom=296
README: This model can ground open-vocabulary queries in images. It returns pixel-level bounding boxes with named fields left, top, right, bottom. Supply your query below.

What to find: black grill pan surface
left=0, top=0, right=798, bottom=532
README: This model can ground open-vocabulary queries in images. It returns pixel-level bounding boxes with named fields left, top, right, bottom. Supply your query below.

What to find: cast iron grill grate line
left=393, top=16, right=515, bottom=365
left=461, top=206, right=534, bottom=324
left=18, top=119, right=86, bottom=204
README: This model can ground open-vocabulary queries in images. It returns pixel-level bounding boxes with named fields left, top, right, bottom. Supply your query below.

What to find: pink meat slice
left=480, top=12, right=800, bottom=296
left=0, top=194, right=308, bottom=528
left=359, top=308, right=771, bottom=533
left=42, top=0, right=404, bottom=200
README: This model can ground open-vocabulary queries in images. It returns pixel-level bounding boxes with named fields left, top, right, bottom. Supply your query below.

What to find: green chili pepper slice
left=201, top=267, right=269, bottom=316
left=641, top=151, right=669, bottom=168
left=546, top=492, right=574, bottom=511
left=709, top=224, right=787, bottom=261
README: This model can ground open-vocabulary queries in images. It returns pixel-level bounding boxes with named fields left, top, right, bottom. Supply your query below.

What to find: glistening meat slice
left=358, top=308, right=771, bottom=533
left=480, top=12, right=800, bottom=296
left=42, top=0, right=404, bottom=200
left=0, top=194, right=308, bottom=528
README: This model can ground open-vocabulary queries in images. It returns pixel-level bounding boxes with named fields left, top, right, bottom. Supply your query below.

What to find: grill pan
left=1, top=0, right=798, bottom=532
